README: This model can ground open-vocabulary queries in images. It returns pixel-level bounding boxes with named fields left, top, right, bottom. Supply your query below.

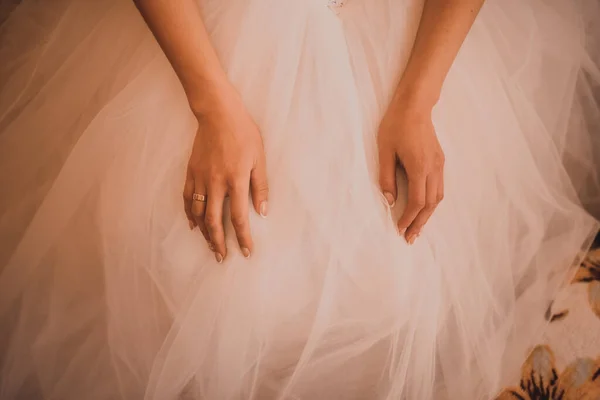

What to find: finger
left=205, top=182, right=227, bottom=263
left=250, top=153, right=269, bottom=218
left=405, top=173, right=439, bottom=243
left=183, top=169, right=196, bottom=229
left=397, top=166, right=426, bottom=235
left=378, top=147, right=397, bottom=207
left=229, top=176, right=253, bottom=258
left=192, top=180, right=211, bottom=248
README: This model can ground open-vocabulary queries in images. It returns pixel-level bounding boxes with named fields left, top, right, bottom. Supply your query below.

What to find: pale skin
left=379, top=0, right=485, bottom=243
left=134, top=0, right=485, bottom=262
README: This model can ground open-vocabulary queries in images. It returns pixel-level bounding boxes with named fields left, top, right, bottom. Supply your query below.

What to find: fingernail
left=215, top=253, right=224, bottom=263
left=208, top=242, right=215, bottom=251
left=383, top=192, right=396, bottom=208
left=259, top=201, right=268, bottom=218
left=407, top=234, right=417, bottom=245
left=189, top=220, right=194, bottom=230
left=241, top=247, right=251, bottom=258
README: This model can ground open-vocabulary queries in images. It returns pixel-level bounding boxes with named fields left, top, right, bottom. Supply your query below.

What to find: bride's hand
left=183, top=85, right=268, bottom=263
left=378, top=92, right=444, bottom=244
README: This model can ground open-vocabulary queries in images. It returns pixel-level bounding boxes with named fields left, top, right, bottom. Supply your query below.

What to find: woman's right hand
left=183, top=85, right=269, bottom=264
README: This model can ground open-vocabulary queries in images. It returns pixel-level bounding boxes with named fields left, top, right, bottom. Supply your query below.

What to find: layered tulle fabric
left=1, top=0, right=599, bottom=399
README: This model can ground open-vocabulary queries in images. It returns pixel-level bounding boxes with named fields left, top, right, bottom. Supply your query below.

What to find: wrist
left=392, top=76, right=440, bottom=113
left=184, top=70, right=235, bottom=120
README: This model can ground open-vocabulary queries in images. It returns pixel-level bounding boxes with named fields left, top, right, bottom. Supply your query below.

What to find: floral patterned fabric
left=496, top=243, right=600, bottom=399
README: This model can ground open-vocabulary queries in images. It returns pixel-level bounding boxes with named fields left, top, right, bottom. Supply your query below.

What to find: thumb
left=250, top=154, right=269, bottom=218
left=379, top=149, right=397, bottom=207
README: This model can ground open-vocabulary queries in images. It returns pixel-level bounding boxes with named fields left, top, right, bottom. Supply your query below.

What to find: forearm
left=395, top=0, right=485, bottom=109
left=133, top=0, right=229, bottom=115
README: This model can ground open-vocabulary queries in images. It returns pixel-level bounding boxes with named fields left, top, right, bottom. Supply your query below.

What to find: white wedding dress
left=1, top=0, right=600, bottom=399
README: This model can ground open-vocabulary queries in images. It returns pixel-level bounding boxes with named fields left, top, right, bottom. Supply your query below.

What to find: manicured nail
left=241, top=247, right=251, bottom=258
left=407, top=234, right=417, bottom=245
left=208, top=242, right=215, bottom=251
left=383, top=192, right=396, bottom=208
left=215, top=253, right=223, bottom=263
left=259, top=201, right=268, bottom=218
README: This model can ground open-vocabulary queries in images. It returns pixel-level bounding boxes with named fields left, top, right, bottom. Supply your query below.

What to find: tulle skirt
left=1, top=0, right=599, bottom=399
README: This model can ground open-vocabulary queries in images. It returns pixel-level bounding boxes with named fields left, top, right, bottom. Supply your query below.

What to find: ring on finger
left=193, top=193, right=207, bottom=202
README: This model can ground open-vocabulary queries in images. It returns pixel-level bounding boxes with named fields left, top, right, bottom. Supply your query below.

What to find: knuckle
left=223, top=164, right=244, bottom=180
left=207, top=177, right=223, bottom=189
left=207, top=168, right=225, bottom=182
left=190, top=165, right=205, bottom=178
left=412, top=199, right=426, bottom=209
left=191, top=208, right=203, bottom=217
left=204, top=214, right=220, bottom=230
left=379, top=172, right=396, bottom=186
left=437, top=192, right=445, bottom=203
left=231, top=215, right=247, bottom=230
left=187, top=161, right=198, bottom=171
left=256, top=187, right=269, bottom=198
left=229, top=177, right=249, bottom=192
left=411, top=162, right=427, bottom=177
left=425, top=200, right=437, bottom=210
left=253, top=180, right=269, bottom=195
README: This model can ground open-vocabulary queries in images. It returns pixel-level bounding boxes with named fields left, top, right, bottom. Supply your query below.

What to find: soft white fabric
left=0, top=0, right=599, bottom=399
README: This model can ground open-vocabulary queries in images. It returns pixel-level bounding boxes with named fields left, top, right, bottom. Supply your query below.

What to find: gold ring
left=192, top=193, right=207, bottom=202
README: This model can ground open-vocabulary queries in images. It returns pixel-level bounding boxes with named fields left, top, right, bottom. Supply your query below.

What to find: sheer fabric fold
left=0, top=1, right=599, bottom=399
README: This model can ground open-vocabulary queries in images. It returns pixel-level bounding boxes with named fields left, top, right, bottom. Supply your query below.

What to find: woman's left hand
left=377, top=92, right=445, bottom=244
